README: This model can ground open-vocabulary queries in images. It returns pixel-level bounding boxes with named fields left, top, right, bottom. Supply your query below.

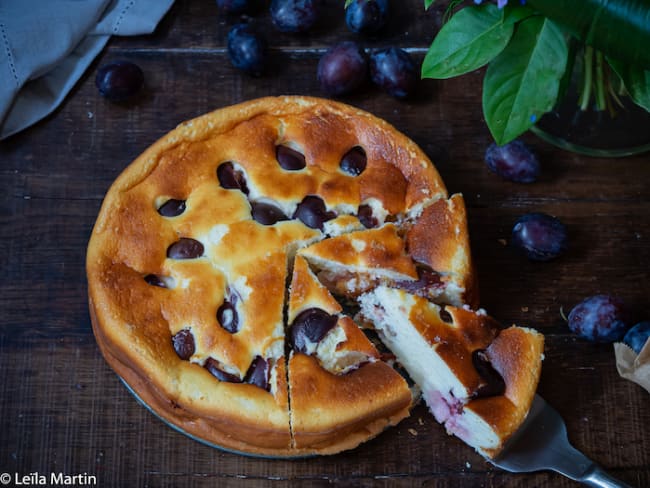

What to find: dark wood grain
left=1, top=0, right=649, bottom=486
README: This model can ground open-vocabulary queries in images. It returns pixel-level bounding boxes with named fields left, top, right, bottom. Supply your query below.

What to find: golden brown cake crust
left=464, top=326, right=545, bottom=458
left=87, top=96, right=468, bottom=456
left=288, top=354, right=412, bottom=453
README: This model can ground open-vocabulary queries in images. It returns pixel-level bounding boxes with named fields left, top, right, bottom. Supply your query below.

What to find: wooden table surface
left=1, top=1, right=649, bottom=486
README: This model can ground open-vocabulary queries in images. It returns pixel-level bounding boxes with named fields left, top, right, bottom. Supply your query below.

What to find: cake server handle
left=566, top=459, right=634, bottom=488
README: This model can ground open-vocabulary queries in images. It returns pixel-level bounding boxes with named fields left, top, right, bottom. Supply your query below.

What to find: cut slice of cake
left=298, top=223, right=418, bottom=299
left=287, top=256, right=413, bottom=453
left=358, top=286, right=544, bottom=458
left=404, top=194, right=478, bottom=308
left=298, top=195, right=477, bottom=308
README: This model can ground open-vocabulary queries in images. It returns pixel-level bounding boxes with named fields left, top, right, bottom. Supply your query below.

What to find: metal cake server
left=490, top=394, right=635, bottom=487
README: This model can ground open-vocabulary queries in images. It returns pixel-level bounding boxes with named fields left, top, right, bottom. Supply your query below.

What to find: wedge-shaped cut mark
left=288, top=254, right=387, bottom=375
left=359, top=286, right=544, bottom=458
left=289, top=255, right=342, bottom=322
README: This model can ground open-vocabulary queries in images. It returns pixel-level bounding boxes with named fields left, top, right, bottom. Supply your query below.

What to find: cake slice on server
left=286, top=256, right=413, bottom=454
left=358, top=286, right=544, bottom=458
left=297, top=195, right=478, bottom=309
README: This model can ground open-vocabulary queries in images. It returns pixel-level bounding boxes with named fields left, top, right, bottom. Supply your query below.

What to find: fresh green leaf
left=422, top=5, right=514, bottom=79
left=502, top=3, right=536, bottom=25
left=526, top=0, right=650, bottom=69
left=608, top=58, right=650, bottom=111
left=483, top=16, right=569, bottom=145
left=344, top=0, right=354, bottom=8
left=424, top=0, right=436, bottom=9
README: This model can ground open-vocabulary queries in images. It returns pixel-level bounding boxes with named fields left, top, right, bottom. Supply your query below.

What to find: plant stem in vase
left=532, top=45, right=650, bottom=157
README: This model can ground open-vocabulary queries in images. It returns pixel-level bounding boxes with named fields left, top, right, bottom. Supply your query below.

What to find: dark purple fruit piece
left=244, top=356, right=270, bottom=391
left=340, top=146, right=367, bottom=176
left=396, top=265, right=442, bottom=294
left=144, top=274, right=167, bottom=288
left=204, top=358, right=242, bottom=383
left=270, top=0, right=319, bottom=33
left=317, top=41, right=368, bottom=96
left=167, top=238, right=204, bottom=259
left=439, top=308, right=453, bottom=323
left=345, top=0, right=390, bottom=35
left=95, top=61, right=144, bottom=102
left=158, top=199, right=186, bottom=217
left=369, top=47, right=417, bottom=99
left=251, top=201, right=289, bottom=225
left=290, top=308, right=338, bottom=354
left=217, top=162, right=249, bottom=194
left=293, top=195, right=336, bottom=230
left=357, top=204, right=378, bottom=228
left=227, top=24, right=267, bottom=77
left=217, top=301, right=240, bottom=333
left=485, top=140, right=540, bottom=183
left=568, top=295, right=629, bottom=343
left=623, top=321, right=650, bottom=354
left=511, top=213, right=567, bottom=262
left=276, top=145, right=306, bottom=170
left=472, top=349, right=506, bottom=398
left=172, top=329, right=195, bottom=360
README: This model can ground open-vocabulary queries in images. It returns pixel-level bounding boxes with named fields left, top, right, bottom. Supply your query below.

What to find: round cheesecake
left=87, top=96, right=487, bottom=456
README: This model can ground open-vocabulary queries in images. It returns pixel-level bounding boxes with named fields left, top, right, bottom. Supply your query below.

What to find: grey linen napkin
left=0, top=0, right=174, bottom=140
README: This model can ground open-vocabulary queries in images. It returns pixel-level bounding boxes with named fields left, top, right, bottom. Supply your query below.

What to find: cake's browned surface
left=464, top=326, right=545, bottom=458
left=406, top=194, right=478, bottom=308
left=288, top=255, right=342, bottom=321
left=288, top=354, right=412, bottom=453
left=407, top=301, right=502, bottom=394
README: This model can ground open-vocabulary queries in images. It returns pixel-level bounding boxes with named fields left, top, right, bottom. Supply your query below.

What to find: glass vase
left=532, top=46, right=650, bottom=157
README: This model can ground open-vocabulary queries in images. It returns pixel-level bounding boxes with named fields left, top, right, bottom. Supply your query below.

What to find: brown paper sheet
left=614, top=338, right=650, bottom=394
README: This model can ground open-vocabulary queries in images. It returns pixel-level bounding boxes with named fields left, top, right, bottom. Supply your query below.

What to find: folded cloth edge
left=0, top=0, right=175, bottom=141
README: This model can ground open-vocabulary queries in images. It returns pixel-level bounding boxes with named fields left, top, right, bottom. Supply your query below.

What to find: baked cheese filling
left=359, top=286, right=544, bottom=457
